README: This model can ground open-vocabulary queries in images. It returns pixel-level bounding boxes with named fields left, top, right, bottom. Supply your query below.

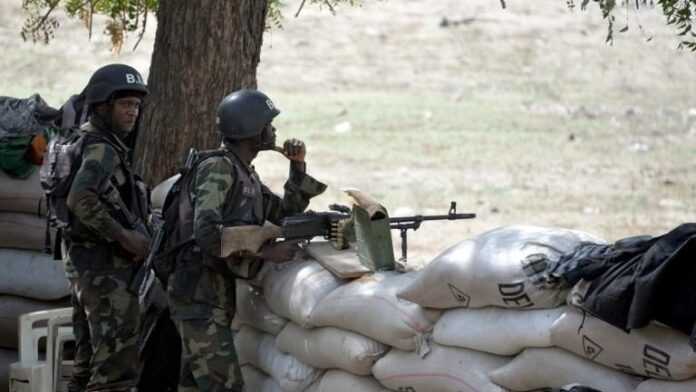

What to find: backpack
left=39, top=93, right=90, bottom=231
left=39, top=127, right=87, bottom=230
left=149, top=148, right=231, bottom=285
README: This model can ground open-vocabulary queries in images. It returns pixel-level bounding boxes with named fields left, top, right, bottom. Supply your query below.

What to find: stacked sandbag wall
left=398, top=225, right=696, bottom=392
left=0, top=169, right=70, bottom=392
left=224, top=224, right=696, bottom=391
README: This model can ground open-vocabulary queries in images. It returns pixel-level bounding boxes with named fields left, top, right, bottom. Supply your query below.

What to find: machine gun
left=278, top=201, right=475, bottom=261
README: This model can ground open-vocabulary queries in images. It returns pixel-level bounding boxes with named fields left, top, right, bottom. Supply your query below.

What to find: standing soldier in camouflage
left=56, top=89, right=93, bottom=392
left=65, top=64, right=151, bottom=392
left=167, top=89, right=326, bottom=391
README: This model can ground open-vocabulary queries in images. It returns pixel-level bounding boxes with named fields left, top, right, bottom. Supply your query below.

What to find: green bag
left=0, top=136, right=35, bottom=179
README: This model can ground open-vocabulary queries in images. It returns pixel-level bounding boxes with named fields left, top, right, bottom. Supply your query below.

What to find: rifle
left=133, top=226, right=165, bottom=303
left=219, top=208, right=350, bottom=258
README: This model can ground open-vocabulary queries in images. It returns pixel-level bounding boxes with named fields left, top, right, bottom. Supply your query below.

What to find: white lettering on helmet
left=265, top=99, right=275, bottom=111
left=125, top=73, right=143, bottom=84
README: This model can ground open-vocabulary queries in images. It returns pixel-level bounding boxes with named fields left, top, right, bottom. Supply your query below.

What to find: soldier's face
left=111, top=97, right=142, bottom=133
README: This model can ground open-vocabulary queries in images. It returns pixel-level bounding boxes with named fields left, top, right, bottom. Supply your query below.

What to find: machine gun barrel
left=388, top=201, right=476, bottom=262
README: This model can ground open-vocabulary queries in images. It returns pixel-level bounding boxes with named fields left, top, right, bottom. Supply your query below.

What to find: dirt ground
left=1, top=0, right=695, bottom=266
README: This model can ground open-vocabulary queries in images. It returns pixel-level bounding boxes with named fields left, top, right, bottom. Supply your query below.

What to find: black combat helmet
left=84, top=64, right=149, bottom=106
left=216, top=89, right=280, bottom=140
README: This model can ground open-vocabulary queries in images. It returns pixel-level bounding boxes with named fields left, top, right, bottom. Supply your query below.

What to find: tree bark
left=135, top=0, right=268, bottom=185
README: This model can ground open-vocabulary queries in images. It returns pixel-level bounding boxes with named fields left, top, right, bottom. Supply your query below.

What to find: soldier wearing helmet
left=167, top=89, right=326, bottom=391
left=64, top=64, right=151, bottom=392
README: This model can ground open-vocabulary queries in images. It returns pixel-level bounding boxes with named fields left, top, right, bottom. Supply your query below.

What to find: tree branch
left=133, top=2, right=148, bottom=51
left=295, top=0, right=307, bottom=17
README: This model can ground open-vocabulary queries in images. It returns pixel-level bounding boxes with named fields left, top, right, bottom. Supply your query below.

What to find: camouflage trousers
left=174, top=308, right=243, bottom=392
left=68, top=280, right=93, bottom=392
left=73, top=263, right=141, bottom=392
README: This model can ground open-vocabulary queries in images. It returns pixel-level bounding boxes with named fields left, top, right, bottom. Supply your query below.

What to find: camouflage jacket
left=65, top=121, right=149, bottom=253
left=168, top=147, right=326, bottom=319
left=191, top=147, right=326, bottom=258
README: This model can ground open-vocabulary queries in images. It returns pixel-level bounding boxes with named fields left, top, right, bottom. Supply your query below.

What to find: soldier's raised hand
left=282, top=138, right=306, bottom=162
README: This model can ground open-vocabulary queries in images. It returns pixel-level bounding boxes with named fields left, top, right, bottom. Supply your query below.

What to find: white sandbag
left=372, top=343, right=509, bottom=392
left=0, top=212, right=51, bottom=251
left=550, top=306, right=696, bottom=380
left=241, top=365, right=283, bottom=392
left=634, top=378, right=696, bottom=392
left=263, top=259, right=344, bottom=328
left=434, top=307, right=564, bottom=356
left=308, top=272, right=438, bottom=351
left=488, top=348, right=641, bottom=392
left=311, top=370, right=387, bottom=392
left=235, top=326, right=321, bottom=392
left=0, top=348, right=18, bottom=391
left=276, top=323, right=388, bottom=376
left=234, top=280, right=287, bottom=335
left=0, top=296, right=70, bottom=349
left=399, top=225, right=603, bottom=310
left=151, top=174, right=179, bottom=212
left=0, top=169, right=45, bottom=215
left=0, top=249, right=69, bottom=300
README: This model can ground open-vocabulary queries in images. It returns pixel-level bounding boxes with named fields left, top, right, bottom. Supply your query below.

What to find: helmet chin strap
left=255, top=124, right=276, bottom=151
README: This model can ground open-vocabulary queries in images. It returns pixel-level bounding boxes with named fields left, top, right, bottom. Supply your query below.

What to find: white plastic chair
left=10, top=307, right=73, bottom=392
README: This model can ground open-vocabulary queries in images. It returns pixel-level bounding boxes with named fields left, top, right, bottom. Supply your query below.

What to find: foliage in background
left=569, top=0, right=696, bottom=50
left=19, top=0, right=695, bottom=51
left=20, top=0, right=361, bottom=52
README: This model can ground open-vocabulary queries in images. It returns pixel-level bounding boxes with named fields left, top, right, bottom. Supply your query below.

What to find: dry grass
left=2, top=0, right=695, bottom=266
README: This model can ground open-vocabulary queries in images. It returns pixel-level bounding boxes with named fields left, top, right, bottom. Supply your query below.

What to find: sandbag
left=241, top=365, right=283, bottom=392
left=0, top=296, right=70, bottom=349
left=372, top=343, right=509, bottom=392
left=550, top=306, right=696, bottom=380
left=0, top=212, right=50, bottom=251
left=263, top=259, right=345, bottom=328
left=634, top=378, right=696, bottom=392
left=311, top=370, right=387, bottom=392
left=151, top=174, right=179, bottom=212
left=308, top=272, right=438, bottom=351
left=434, top=307, right=564, bottom=355
left=235, top=326, right=321, bottom=392
left=234, top=280, right=287, bottom=335
left=489, top=348, right=641, bottom=392
left=276, top=323, right=388, bottom=376
left=399, top=225, right=603, bottom=310
left=0, top=249, right=69, bottom=300
left=0, top=168, right=45, bottom=215
left=0, top=348, right=18, bottom=392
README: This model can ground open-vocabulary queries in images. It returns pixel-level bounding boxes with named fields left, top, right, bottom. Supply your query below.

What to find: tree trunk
left=135, top=0, right=268, bottom=185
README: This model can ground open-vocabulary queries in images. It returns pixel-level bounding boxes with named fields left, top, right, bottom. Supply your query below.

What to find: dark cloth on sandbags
left=0, top=95, right=59, bottom=139
left=0, top=295, right=70, bottom=349
left=557, top=223, right=696, bottom=348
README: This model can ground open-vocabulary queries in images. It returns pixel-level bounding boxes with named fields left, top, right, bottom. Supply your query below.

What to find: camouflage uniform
left=64, top=251, right=93, bottom=392
left=168, top=147, right=326, bottom=392
left=65, top=120, right=149, bottom=392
